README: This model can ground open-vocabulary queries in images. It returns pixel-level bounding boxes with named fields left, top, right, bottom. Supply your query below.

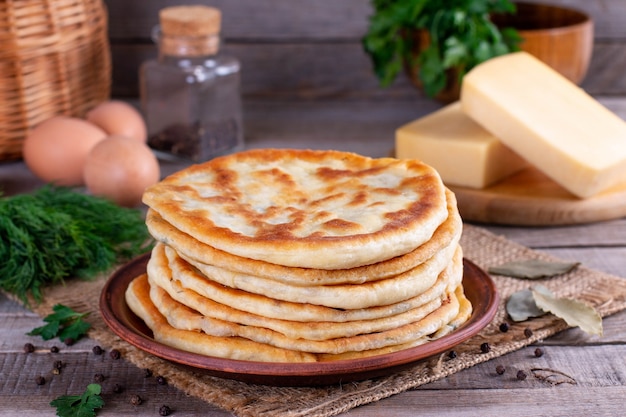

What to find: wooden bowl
left=492, top=1, right=594, bottom=84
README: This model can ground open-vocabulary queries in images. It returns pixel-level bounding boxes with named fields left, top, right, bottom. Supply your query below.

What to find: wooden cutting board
left=448, top=166, right=626, bottom=226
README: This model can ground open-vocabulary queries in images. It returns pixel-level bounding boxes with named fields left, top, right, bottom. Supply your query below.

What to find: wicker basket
left=0, top=0, right=111, bottom=161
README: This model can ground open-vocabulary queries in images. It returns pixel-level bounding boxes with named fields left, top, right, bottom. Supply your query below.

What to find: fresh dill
left=0, top=185, right=153, bottom=304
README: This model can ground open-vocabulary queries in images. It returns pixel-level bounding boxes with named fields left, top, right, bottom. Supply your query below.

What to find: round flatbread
left=145, top=190, right=462, bottom=286
left=125, top=274, right=317, bottom=363
left=142, top=149, right=449, bottom=269
left=157, top=242, right=463, bottom=323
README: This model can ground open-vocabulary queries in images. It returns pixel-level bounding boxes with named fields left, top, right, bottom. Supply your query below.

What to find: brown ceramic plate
left=100, top=253, right=498, bottom=386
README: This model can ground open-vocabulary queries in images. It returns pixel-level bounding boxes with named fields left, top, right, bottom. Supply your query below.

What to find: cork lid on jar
left=159, top=5, right=221, bottom=37
left=158, top=5, right=222, bottom=56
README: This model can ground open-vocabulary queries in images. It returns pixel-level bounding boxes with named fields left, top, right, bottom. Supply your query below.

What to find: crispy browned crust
left=142, top=149, right=449, bottom=269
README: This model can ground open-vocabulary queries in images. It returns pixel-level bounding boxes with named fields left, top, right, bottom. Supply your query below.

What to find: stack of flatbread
left=126, top=149, right=471, bottom=363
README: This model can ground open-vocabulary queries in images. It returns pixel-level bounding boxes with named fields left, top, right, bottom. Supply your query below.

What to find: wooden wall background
left=105, top=0, right=626, bottom=101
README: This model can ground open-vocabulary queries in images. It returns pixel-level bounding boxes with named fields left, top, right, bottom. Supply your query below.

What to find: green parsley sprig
left=50, top=383, right=104, bottom=417
left=28, top=304, right=91, bottom=342
left=362, top=0, right=521, bottom=97
left=0, top=185, right=153, bottom=304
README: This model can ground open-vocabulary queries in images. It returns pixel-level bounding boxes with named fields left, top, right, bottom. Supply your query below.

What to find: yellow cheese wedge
left=395, top=102, right=527, bottom=188
left=461, top=51, right=626, bottom=198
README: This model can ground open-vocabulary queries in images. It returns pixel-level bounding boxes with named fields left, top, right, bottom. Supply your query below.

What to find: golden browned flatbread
left=148, top=244, right=462, bottom=343
left=156, top=242, right=463, bottom=323
left=142, top=149, right=449, bottom=269
left=125, top=274, right=317, bottom=363
left=145, top=190, right=462, bottom=286
left=177, top=240, right=460, bottom=309
left=146, top=273, right=461, bottom=355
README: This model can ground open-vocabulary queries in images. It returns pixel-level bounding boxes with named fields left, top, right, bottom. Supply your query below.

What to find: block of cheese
left=396, top=102, right=527, bottom=188
left=461, top=51, right=626, bottom=198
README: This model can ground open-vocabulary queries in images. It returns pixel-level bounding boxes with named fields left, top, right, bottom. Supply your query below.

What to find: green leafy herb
left=489, top=259, right=580, bottom=279
left=362, top=0, right=521, bottom=96
left=28, top=304, right=91, bottom=342
left=0, top=185, right=153, bottom=304
left=50, top=383, right=104, bottom=417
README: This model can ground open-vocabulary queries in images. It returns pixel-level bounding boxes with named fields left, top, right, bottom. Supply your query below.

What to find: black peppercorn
left=109, top=349, right=121, bottom=360
left=144, top=368, right=153, bottom=378
left=64, top=337, right=75, bottom=346
left=447, top=350, right=457, bottom=359
left=516, top=370, right=527, bottom=380
left=156, top=376, right=167, bottom=386
left=499, top=322, right=510, bottom=333
left=113, top=384, right=123, bottom=394
left=534, top=347, right=544, bottom=357
left=50, top=346, right=59, bottom=353
left=495, top=365, right=505, bottom=375
left=92, top=345, right=104, bottom=355
left=54, top=360, right=64, bottom=370
left=35, top=376, right=46, bottom=386
left=480, top=342, right=491, bottom=353
left=159, top=405, right=172, bottom=416
left=94, top=373, right=105, bottom=383
left=524, top=328, right=533, bottom=338
left=129, top=394, right=143, bottom=406
left=23, top=343, right=35, bottom=353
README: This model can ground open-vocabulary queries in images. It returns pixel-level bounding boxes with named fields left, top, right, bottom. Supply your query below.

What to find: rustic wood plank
left=104, top=0, right=626, bottom=41
left=110, top=41, right=626, bottom=98
left=482, top=218, right=626, bottom=248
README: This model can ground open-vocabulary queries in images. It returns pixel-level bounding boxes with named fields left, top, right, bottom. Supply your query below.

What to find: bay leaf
left=532, top=285, right=603, bottom=336
left=506, top=289, right=546, bottom=322
left=489, top=259, right=580, bottom=279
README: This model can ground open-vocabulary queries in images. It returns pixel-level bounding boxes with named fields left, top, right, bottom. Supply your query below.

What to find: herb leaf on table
left=28, top=304, right=91, bottom=342
left=50, top=383, right=104, bottom=417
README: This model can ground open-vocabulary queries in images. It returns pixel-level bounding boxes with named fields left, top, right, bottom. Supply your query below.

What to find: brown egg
left=86, top=100, right=148, bottom=143
left=22, top=116, right=107, bottom=186
left=84, top=135, right=160, bottom=207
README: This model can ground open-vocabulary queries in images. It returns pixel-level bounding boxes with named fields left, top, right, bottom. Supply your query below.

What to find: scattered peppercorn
left=495, top=365, right=505, bottom=375
left=129, top=394, right=143, bottom=406
left=92, top=345, right=104, bottom=355
left=23, top=343, right=35, bottom=353
left=50, top=346, right=59, bottom=353
left=113, top=384, right=123, bottom=394
left=447, top=350, right=457, bottom=359
left=64, top=337, right=75, bottom=346
left=524, top=328, right=533, bottom=338
left=480, top=342, right=491, bottom=353
left=94, top=373, right=105, bottom=383
left=499, top=322, right=510, bottom=333
left=156, top=376, right=167, bottom=386
left=109, top=349, right=121, bottom=360
left=159, top=405, right=172, bottom=416
left=516, top=370, right=527, bottom=380
left=144, top=368, right=153, bottom=378
left=534, top=347, right=544, bottom=357
left=35, top=376, right=46, bottom=386
left=54, top=360, right=64, bottom=370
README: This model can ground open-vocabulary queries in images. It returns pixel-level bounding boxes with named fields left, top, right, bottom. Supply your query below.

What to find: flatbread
left=157, top=242, right=463, bottom=323
left=125, top=274, right=317, bottom=363
left=177, top=240, right=461, bottom=309
left=142, top=149, right=449, bottom=269
left=145, top=190, right=462, bottom=286
left=148, top=244, right=461, bottom=341
left=146, top=275, right=461, bottom=354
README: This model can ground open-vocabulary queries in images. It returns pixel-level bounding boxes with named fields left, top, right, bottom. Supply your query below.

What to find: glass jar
left=139, top=5, right=243, bottom=162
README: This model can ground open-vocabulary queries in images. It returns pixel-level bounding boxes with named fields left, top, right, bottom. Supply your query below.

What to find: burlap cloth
left=26, top=224, right=626, bottom=417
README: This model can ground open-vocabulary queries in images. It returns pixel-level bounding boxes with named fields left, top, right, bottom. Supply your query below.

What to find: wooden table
left=2, top=100, right=626, bottom=416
